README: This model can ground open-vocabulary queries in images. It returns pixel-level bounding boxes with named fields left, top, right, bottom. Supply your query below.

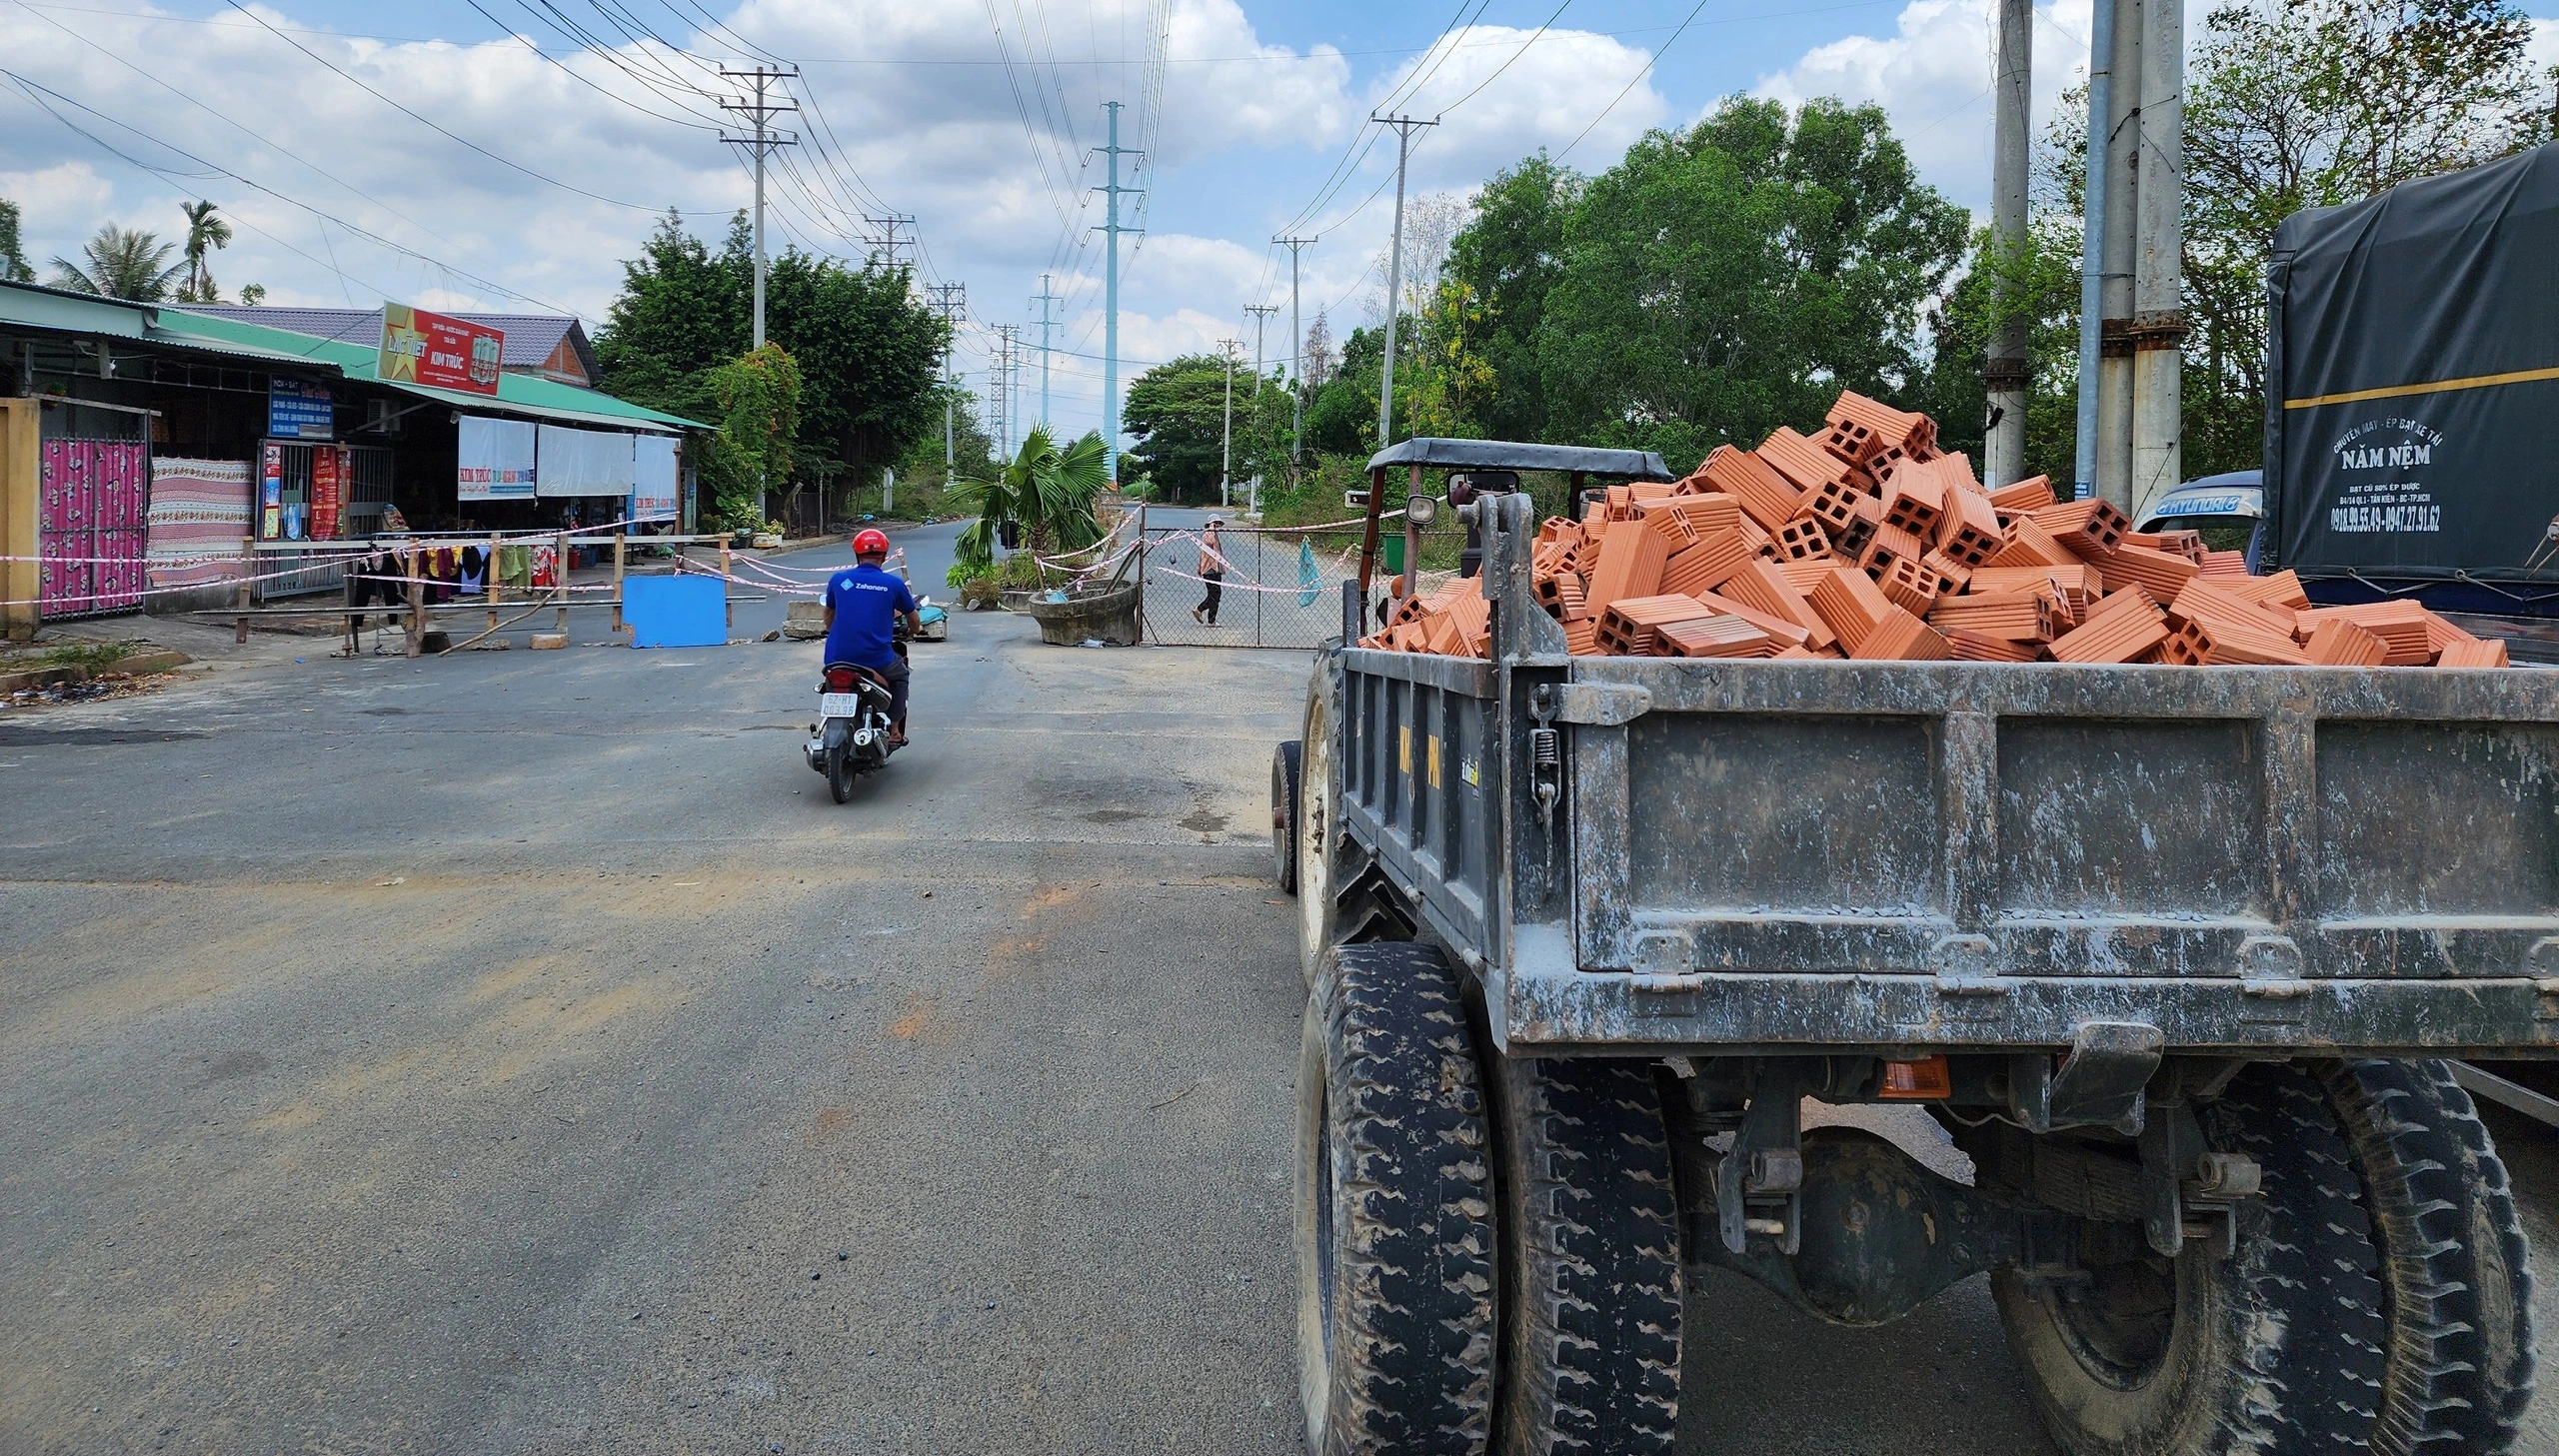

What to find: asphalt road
left=3, top=605, right=2554, bottom=1454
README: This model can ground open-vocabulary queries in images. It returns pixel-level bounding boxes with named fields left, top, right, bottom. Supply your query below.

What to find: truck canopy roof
left=1364, top=438, right=1675, bottom=480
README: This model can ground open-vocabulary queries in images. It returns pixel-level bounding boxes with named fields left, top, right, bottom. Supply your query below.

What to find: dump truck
left=1273, top=442, right=2549, bottom=1455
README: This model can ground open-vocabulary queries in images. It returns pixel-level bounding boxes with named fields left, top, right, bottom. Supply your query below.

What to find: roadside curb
left=0, top=650, right=192, bottom=694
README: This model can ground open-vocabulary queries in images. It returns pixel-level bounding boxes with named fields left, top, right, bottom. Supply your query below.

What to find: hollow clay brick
left=1986, top=476, right=2057, bottom=513
left=1882, top=476, right=1945, bottom=538
left=1688, top=590, right=1815, bottom=651
left=1583, top=515, right=1672, bottom=616
left=2437, top=637, right=2513, bottom=668
left=1661, top=530, right=1754, bottom=597
left=1700, top=447, right=1808, bottom=531
left=1810, top=565, right=1897, bottom=651
left=1850, top=607, right=1952, bottom=662
left=1945, top=628, right=2041, bottom=663
left=2305, top=618, right=2389, bottom=668
left=2198, top=549, right=2249, bottom=578
left=2096, top=544, right=2202, bottom=600
left=1659, top=614, right=1781, bottom=659
left=1720, top=559, right=1838, bottom=651
left=1877, top=555, right=1947, bottom=616
left=1987, top=517, right=2078, bottom=570
left=2294, top=601, right=2434, bottom=666
left=1935, top=487, right=2006, bottom=568
left=2047, top=588, right=2169, bottom=664
left=1834, top=497, right=1883, bottom=562
left=1760, top=426, right=1863, bottom=495
left=2031, top=498, right=2131, bottom=556
left=1826, top=389, right=1937, bottom=456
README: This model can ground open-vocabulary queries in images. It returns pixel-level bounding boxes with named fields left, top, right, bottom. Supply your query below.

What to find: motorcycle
left=806, top=648, right=902, bottom=802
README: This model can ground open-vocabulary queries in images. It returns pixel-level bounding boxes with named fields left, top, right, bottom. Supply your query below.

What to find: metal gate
left=38, top=439, right=152, bottom=620
left=1139, top=524, right=1366, bottom=649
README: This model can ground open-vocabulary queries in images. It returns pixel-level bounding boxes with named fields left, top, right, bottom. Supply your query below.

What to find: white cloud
left=1754, top=0, right=2097, bottom=209
left=1375, top=24, right=1670, bottom=188
left=0, top=162, right=116, bottom=227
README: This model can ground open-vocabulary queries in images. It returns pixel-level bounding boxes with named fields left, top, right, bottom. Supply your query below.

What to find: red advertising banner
left=379, top=303, right=504, bottom=396
left=310, top=443, right=346, bottom=541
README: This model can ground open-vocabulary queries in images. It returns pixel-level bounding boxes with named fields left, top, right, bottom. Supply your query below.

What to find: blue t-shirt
left=822, top=564, right=918, bottom=670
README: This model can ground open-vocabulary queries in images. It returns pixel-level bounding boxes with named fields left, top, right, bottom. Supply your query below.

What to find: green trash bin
left=1381, top=535, right=1405, bottom=575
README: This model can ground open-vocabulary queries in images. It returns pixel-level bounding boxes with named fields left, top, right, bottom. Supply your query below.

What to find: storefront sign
left=535, top=424, right=637, bottom=497
left=259, top=442, right=284, bottom=541
left=380, top=303, right=504, bottom=396
left=457, top=415, right=538, bottom=501
left=268, top=379, right=335, bottom=440
left=631, top=435, right=680, bottom=521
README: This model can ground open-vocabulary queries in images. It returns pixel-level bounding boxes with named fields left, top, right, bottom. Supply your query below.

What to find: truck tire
left=1296, top=671, right=1351, bottom=988
left=1994, top=1062, right=2389, bottom=1456
left=2318, top=1058, right=2535, bottom=1456
left=1486, top=1055, right=1681, bottom=1455
left=1295, top=940, right=1496, bottom=1456
left=1273, top=739, right=1302, bottom=896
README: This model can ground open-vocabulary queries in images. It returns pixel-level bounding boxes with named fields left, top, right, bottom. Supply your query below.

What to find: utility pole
left=926, top=282, right=966, bottom=470
left=1246, top=304, right=1277, bottom=389
left=991, top=326, right=1020, bottom=459
left=1275, top=235, right=1313, bottom=462
left=2097, top=0, right=2143, bottom=512
left=1984, top=0, right=2031, bottom=488
left=2071, top=0, right=2123, bottom=504
left=1220, top=339, right=1239, bottom=509
left=860, top=213, right=916, bottom=272
left=1091, top=102, right=1145, bottom=485
left=719, top=65, right=799, bottom=351
left=2129, top=0, right=2185, bottom=520
left=1032, top=274, right=1063, bottom=431
left=1372, top=113, right=1438, bottom=451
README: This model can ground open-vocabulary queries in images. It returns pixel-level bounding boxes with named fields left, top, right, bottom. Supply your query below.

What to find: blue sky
left=4, top=0, right=2552, bottom=443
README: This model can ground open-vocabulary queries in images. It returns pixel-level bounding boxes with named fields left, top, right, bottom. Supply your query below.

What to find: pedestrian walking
left=1193, top=518, right=1228, bottom=626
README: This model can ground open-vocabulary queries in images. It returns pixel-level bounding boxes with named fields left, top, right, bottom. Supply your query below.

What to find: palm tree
left=951, top=426, right=1110, bottom=576
left=49, top=225, right=184, bottom=302
left=177, top=201, right=232, bottom=303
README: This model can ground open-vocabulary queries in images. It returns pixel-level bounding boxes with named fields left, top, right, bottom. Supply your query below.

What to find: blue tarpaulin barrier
left=625, top=575, right=726, bottom=648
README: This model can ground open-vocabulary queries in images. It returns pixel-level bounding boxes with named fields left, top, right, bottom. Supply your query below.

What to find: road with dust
left=4, top=605, right=2554, bottom=1454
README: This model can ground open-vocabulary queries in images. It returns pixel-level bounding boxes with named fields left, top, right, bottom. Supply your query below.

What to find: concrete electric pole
left=1220, top=339, right=1239, bottom=509
left=1033, top=274, right=1062, bottom=431
left=2071, top=0, right=2123, bottom=505
left=719, top=65, right=799, bottom=352
left=1372, top=114, right=1438, bottom=451
left=1985, top=0, right=2031, bottom=488
left=1092, top=102, right=1145, bottom=486
left=2130, top=0, right=2185, bottom=519
left=861, top=213, right=917, bottom=272
left=1274, top=235, right=1313, bottom=462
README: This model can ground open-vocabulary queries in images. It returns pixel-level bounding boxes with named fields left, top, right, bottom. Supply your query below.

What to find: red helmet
left=853, top=528, right=891, bottom=558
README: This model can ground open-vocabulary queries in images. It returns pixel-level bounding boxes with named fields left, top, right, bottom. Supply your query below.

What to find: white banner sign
left=535, top=424, right=637, bottom=498
left=457, top=416, right=537, bottom=501
left=631, top=435, right=680, bottom=520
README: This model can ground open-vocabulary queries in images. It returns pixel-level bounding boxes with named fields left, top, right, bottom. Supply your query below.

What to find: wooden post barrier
left=719, top=540, right=734, bottom=636
left=234, top=535, right=253, bottom=644
left=553, top=531, right=570, bottom=638
left=612, top=529, right=627, bottom=637
left=486, top=530, right=502, bottom=639
left=404, top=546, right=425, bottom=658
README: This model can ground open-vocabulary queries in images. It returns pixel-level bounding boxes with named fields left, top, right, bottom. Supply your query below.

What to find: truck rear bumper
left=1488, top=963, right=2559, bottom=1057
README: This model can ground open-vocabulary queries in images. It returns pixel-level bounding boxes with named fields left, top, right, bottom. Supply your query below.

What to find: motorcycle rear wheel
left=827, top=740, right=856, bottom=802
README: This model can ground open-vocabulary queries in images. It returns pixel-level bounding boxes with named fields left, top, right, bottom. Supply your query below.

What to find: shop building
left=0, top=282, right=702, bottom=640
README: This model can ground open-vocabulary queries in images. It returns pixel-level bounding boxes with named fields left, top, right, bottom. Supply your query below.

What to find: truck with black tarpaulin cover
left=2266, top=142, right=2559, bottom=628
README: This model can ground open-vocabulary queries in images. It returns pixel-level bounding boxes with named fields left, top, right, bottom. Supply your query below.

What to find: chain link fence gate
left=1138, top=523, right=1377, bottom=649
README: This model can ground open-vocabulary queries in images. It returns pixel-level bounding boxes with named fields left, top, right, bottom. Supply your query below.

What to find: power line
left=218, top=0, right=691, bottom=215
left=1558, top=0, right=1715, bottom=161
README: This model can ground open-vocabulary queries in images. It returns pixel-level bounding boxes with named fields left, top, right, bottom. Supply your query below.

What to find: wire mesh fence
left=1138, top=524, right=1374, bottom=649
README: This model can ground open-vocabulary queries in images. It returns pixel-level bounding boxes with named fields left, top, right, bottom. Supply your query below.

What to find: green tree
left=950, top=425, right=1108, bottom=578
left=49, top=224, right=185, bottom=301
left=177, top=201, right=232, bottom=304
left=705, top=343, right=802, bottom=528
left=1536, top=98, right=1968, bottom=470
left=1438, top=154, right=1578, bottom=443
left=1301, top=324, right=1382, bottom=459
left=0, top=197, right=33, bottom=284
left=594, top=210, right=948, bottom=505
left=1122, top=354, right=1237, bottom=503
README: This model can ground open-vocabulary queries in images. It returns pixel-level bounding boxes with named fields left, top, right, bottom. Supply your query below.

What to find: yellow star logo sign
left=380, top=305, right=428, bottom=385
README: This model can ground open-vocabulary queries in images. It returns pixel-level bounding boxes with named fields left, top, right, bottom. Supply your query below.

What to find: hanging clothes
left=459, top=546, right=485, bottom=597
left=497, top=544, right=532, bottom=589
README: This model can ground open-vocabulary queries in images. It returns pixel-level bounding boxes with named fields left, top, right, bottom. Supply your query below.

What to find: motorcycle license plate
left=819, top=693, right=864, bottom=718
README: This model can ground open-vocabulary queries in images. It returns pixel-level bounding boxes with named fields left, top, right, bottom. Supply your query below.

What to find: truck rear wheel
left=2320, top=1058, right=2535, bottom=1456
left=1273, top=739, right=1302, bottom=895
left=1994, top=1062, right=2388, bottom=1455
left=1295, top=941, right=1495, bottom=1455
left=1296, top=675, right=1352, bottom=988
left=1486, top=1054, right=1681, bottom=1455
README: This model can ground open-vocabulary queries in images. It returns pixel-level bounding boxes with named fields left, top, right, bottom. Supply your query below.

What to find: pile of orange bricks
left=1361, top=391, right=2512, bottom=669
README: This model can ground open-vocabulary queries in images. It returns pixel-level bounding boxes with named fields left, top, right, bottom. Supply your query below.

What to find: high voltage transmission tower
left=718, top=64, right=800, bottom=351
left=1274, top=236, right=1314, bottom=461
left=861, top=214, right=916, bottom=271
left=926, top=282, right=966, bottom=468
left=1032, top=274, right=1063, bottom=433
left=1092, top=101, right=1144, bottom=485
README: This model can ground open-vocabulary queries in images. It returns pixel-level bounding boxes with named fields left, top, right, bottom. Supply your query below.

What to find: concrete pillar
left=0, top=398, right=37, bottom=641
left=1985, top=0, right=2033, bottom=488
left=2097, top=0, right=2142, bottom=514
left=2129, top=0, right=2185, bottom=522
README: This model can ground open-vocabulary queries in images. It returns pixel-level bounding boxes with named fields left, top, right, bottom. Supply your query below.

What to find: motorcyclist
left=822, top=529, right=919, bottom=746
